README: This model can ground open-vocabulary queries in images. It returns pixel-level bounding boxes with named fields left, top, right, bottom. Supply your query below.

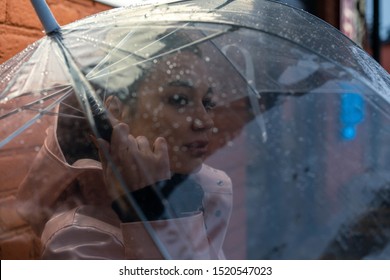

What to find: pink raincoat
left=16, top=120, right=233, bottom=259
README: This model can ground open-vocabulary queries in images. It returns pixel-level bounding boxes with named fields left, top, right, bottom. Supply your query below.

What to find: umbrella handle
left=91, top=104, right=113, bottom=143
left=31, top=0, right=60, bottom=34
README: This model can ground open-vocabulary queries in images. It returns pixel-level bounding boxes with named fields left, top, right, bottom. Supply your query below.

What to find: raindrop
left=173, top=146, right=180, bottom=152
left=205, top=56, right=210, bottom=62
left=227, top=141, right=234, bottom=147
left=212, top=127, right=219, bottom=133
left=34, top=146, right=40, bottom=152
left=186, top=116, right=192, bottom=122
left=172, top=123, right=180, bottom=129
left=158, top=87, right=163, bottom=92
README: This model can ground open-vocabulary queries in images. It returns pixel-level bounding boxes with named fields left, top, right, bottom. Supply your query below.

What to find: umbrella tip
left=30, top=0, right=60, bottom=34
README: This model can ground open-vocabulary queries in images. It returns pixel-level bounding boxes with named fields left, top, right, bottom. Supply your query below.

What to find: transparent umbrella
left=0, top=0, right=390, bottom=259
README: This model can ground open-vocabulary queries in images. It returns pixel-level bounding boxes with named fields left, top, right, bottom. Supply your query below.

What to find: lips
left=184, top=140, right=209, bottom=157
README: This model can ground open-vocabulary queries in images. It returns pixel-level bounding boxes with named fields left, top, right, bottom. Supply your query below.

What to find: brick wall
left=0, top=0, right=110, bottom=260
left=0, top=0, right=110, bottom=64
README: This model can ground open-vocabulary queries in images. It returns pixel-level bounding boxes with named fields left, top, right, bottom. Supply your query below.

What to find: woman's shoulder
left=42, top=205, right=122, bottom=245
left=41, top=205, right=125, bottom=259
left=191, top=164, right=232, bottom=193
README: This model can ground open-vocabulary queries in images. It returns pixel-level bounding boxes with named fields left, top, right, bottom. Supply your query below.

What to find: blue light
left=340, top=92, right=364, bottom=141
left=341, top=126, right=357, bottom=140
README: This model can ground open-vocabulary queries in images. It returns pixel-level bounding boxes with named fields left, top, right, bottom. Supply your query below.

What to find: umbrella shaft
left=31, top=0, right=60, bottom=34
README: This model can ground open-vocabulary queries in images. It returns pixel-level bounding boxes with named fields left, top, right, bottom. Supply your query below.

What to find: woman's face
left=121, top=51, right=217, bottom=174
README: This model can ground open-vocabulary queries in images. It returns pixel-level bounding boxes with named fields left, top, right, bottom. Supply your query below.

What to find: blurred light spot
left=340, top=93, right=364, bottom=141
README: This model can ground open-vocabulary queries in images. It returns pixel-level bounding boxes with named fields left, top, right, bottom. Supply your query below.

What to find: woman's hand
left=95, top=122, right=170, bottom=200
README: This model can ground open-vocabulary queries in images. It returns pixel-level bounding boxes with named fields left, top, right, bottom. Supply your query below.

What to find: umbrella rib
left=0, top=43, right=41, bottom=101
left=0, top=87, right=73, bottom=120
left=88, top=25, right=190, bottom=79
left=213, top=0, right=235, bottom=10
left=0, top=92, right=69, bottom=148
left=199, top=30, right=268, bottom=142
left=89, top=27, right=234, bottom=82
left=23, top=109, right=85, bottom=119
left=58, top=101, right=85, bottom=115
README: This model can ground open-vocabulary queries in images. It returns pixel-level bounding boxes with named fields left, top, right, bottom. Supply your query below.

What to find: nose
left=191, top=107, right=214, bottom=131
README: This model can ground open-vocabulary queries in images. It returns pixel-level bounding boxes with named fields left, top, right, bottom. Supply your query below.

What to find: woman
left=16, top=34, right=233, bottom=259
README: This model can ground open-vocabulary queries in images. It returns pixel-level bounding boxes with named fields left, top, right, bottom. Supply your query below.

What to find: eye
left=203, top=98, right=217, bottom=111
left=168, top=94, right=189, bottom=107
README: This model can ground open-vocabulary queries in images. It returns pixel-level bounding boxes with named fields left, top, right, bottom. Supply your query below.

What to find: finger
left=104, top=97, right=121, bottom=127
left=153, top=137, right=170, bottom=180
left=153, top=137, right=169, bottom=158
left=111, top=123, right=138, bottom=157
left=136, top=136, right=151, bottom=152
left=111, top=123, right=129, bottom=148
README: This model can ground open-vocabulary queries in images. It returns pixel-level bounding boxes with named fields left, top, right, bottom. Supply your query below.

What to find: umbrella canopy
left=1, top=0, right=390, bottom=259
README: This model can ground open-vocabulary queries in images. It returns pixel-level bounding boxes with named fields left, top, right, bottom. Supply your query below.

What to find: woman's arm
left=41, top=206, right=212, bottom=259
